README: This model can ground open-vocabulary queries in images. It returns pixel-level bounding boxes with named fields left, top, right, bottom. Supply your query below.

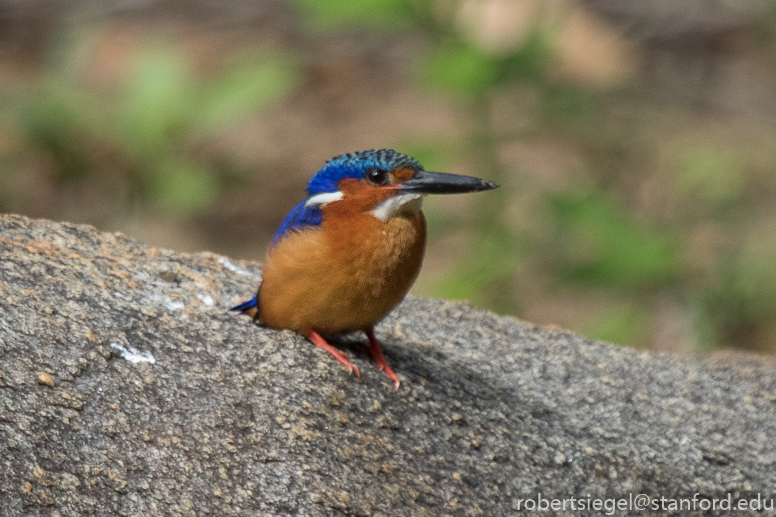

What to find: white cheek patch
left=371, top=194, right=425, bottom=221
left=305, top=191, right=344, bottom=206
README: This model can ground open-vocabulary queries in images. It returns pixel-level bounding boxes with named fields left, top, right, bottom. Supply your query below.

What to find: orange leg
left=307, top=330, right=360, bottom=378
left=363, top=329, right=401, bottom=390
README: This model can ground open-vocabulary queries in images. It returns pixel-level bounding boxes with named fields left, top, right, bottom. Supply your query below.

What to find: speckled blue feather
left=270, top=150, right=423, bottom=245
left=306, top=149, right=423, bottom=196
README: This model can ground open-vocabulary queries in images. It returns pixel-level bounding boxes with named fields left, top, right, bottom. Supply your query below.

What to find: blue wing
left=230, top=293, right=258, bottom=312
left=271, top=200, right=322, bottom=246
left=231, top=201, right=321, bottom=313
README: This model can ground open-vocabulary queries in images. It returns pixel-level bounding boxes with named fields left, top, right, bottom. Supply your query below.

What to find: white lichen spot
left=217, top=257, right=260, bottom=279
left=166, top=301, right=185, bottom=311
left=196, top=293, right=215, bottom=306
left=110, top=342, right=156, bottom=365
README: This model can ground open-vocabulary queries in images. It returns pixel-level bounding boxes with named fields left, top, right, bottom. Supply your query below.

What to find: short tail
left=230, top=293, right=258, bottom=312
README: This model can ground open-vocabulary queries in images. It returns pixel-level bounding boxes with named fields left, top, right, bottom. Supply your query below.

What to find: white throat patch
left=371, top=194, right=425, bottom=221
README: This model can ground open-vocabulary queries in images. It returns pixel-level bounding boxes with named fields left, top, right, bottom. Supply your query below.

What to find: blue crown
left=306, top=149, right=423, bottom=195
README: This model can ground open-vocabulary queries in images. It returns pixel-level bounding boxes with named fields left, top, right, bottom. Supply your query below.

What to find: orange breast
left=258, top=206, right=426, bottom=335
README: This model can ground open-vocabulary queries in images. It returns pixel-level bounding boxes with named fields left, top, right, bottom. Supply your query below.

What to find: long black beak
left=399, top=170, right=499, bottom=194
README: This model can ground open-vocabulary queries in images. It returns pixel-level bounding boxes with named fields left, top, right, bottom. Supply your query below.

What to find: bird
left=231, top=149, right=498, bottom=389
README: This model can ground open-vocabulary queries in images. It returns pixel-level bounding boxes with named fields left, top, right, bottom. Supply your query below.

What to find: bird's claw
left=308, top=330, right=360, bottom=379
left=361, top=336, right=401, bottom=390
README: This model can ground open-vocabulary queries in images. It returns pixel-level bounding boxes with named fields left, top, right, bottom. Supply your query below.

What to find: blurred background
left=2, top=0, right=776, bottom=355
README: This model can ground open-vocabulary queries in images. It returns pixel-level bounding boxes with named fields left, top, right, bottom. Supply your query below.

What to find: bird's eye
left=365, top=168, right=389, bottom=186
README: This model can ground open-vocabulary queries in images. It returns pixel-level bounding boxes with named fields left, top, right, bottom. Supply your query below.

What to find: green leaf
left=293, top=0, right=415, bottom=30
left=425, top=43, right=499, bottom=98
left=673, top=144, right=744, bottom=206
left=197, top=56, right=299, bottom=135
left=579, top=299, right=647, bottom=346
left=119, top=49, right=196, bottom=157
left=430, top=224, right=522, bottom=312
left=152, top=159, right=218, bottom=213
left=548, top=193, right=680, bottom=289
left=496, top=29, right=553, bottom=82
left=20, top=84, right=93, bottom=180
left=726, top=247, right=776, bottom=319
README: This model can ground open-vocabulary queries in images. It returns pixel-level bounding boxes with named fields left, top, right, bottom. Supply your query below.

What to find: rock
left=0, top=213, right=774, bottom=516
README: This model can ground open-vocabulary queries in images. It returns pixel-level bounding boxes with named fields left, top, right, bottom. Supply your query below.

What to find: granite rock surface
left=1, top=214, right=774, bottom=516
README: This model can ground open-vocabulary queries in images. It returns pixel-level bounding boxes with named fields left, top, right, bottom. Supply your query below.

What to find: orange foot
left=361, top=328, right=401, bottom=390
left=308, top=330, right=361, bottom=378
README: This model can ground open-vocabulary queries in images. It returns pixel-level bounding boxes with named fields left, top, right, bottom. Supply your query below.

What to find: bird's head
left=305, top=149, right=499, bottom=221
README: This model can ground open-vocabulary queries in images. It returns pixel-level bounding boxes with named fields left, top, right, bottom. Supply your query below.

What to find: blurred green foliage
left=547, top=193, right=680, bottom=288
left=425, top=42, right=501, bottom=98
left=403, top=0, right=775, bottom=351
left=11, top=43, right=298, bottom=214
left=424, top=32, right=552, bottom=99
left=3, top=0, right=776, bottom=353
left=672, top=144, right=745, bottom=206
left=293, top=0, right=415, bottom=29
left=581, top=299, right=648, bottom=348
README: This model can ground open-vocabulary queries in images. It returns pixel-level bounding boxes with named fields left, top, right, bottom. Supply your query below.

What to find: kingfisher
left=231, top=149, right=498, bottom=389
